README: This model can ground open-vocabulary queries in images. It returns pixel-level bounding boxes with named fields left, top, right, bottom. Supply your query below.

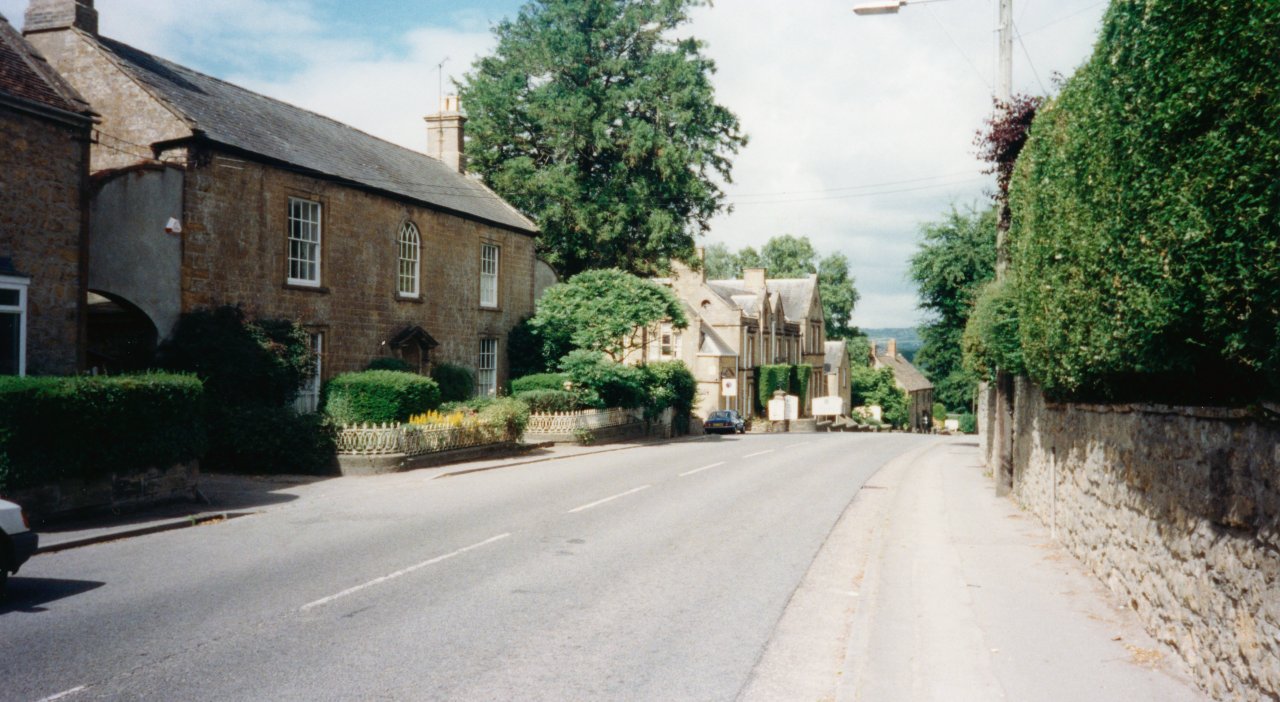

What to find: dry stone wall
left=1010, top=379, right=1279, bottom=700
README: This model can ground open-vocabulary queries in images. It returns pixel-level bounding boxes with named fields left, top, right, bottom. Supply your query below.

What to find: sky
left=0, top=0, right=1109, bottom=328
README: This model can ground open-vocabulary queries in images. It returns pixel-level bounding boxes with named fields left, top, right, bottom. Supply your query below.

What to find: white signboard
left=785, top=395, right=799, bottom=421
left=721, top=378, right=737, bottom=397
left=944, top=418, right=960, bottom=432
left=812, top=396, right=844, bottom=416
left=768, top=397, right=787, bottom=421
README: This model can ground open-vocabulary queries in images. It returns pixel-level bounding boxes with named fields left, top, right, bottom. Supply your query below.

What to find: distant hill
left=860, top=327, right=922, bottom=362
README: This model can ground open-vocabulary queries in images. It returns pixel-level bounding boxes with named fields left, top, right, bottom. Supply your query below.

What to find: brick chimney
left=425, top=95, right=466, bottom=173
left=24, top=0, right=97, bottom=35
left=887, top=338, right=897, bottom=358
left=743, top=267, right=767, bottom=293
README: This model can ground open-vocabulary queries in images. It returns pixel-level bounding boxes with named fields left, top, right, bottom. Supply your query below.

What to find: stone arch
left=86, top=290, right=158, bottom=373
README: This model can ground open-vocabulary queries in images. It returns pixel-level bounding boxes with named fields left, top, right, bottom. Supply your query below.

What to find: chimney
left=425, top=95, right=466, bottom=173
left=887, top=338, right=897, bottom=358
left=695, top=246, right=706, bottom=282
left=24, top=0, right=97, bottom=35
left=743, top=267, right=767, bottom=293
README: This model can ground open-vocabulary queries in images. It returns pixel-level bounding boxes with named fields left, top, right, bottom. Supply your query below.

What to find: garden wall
left=1009, top=379, right=1279, bottom=700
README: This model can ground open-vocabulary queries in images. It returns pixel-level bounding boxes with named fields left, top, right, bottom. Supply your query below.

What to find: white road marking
left=567, top=485, right=651, bottom=514
left=742, top=450, right=775, bottom=458
left=36, top=686, right=87, bottom=702
left=679, top=461, right=726, bottom=477
left=300, top=533, right=511, bottom=611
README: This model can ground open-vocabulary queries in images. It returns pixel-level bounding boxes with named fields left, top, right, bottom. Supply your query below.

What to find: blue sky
left=0, top=0, right=1110, bottom=328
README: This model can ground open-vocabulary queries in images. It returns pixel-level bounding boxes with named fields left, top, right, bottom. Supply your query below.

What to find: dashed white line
left=679, top=461, right=726, bottom=477
left=742, top=450, right=775, bottom=458
left=36, top=686, right=87, bottom=702
left=300, top=533, right=511, bottom=611
left=567, top=485, right=651, bottom=514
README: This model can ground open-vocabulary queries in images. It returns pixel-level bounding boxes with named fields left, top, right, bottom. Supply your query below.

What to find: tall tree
left=758, top=234, right=817, bottom=277
left=459, top=0, right=747, bottom=277
left=530, top=269, right=687, bottom=361
left=909, top=204, right=997, bottom=411
left=817, top=253, right=860, bottom=340
left=702, top=242, right=738, bottom=279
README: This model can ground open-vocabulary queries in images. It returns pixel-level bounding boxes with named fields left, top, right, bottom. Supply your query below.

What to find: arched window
left=397, top=222, right=421, bottom=297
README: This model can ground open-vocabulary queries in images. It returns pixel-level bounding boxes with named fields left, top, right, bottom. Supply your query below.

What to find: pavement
left=34, top=436, right=698, bottom=553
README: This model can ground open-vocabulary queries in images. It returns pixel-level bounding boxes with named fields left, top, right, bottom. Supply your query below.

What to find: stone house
left=636, top=255, right=828, bottom=421
left=22, top=0, right=538, bottom=405
left=823, top=340, right=852, bottom=415
left=0, top=11, right=94, bottom=376
left=871, top=339, right=935, bottom=432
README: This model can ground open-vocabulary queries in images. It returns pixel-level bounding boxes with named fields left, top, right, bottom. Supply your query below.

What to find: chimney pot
left=24, top=0, right=97, bottom=35
left=887, top=338, right=897, bottom=357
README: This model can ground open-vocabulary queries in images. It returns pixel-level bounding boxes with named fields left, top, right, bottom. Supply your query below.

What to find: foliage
left=1007, top=0, right=1280, bottom=402
left=0, top=374, right=207, bottom=491
left=816, top=253, right=860, bottom=340
left=531, top=269, right=687, bottom=361
left=847, top=335, right=871, bottom=367
left=962, top=280, right=1025, bottom=379
left=323, top=371, right=442, bottom=425
left=643, top=360, right=697, bottom=416
left=755, top=364, right=791, bottom=411
left=507, top=317, right=555, bottom=378
left=156, top=306, right=314, bottom=407
left=431, top=363, right=476, bottom=403
left=559, top=350, right=648, bottom=409
left=477, top=397, right=531, bottom=437
left=702, top=242, right=738, bottom=279
left=932, top=402, right=947, bottom=423
left=850, top=366, right=909, bottom=429
left=790, top=364, right=811, bottom=403
left=365, top=357, right=414, bottom=373
left=975, top=94, right=1043, bottom=227
left=514, top=389, right=582, bottom=413
left=511, top=372, right=571, bottom=394
left=205, top=405, right=335, bottom=476
left=459, top=0, right=746, bottom=276
left=909, top=205, right=997, bottom=411
left=958, top=412, right=977, bottom=434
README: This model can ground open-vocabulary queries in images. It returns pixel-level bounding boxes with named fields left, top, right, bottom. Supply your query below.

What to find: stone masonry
left=1010, top=379, right=1279, bottom=700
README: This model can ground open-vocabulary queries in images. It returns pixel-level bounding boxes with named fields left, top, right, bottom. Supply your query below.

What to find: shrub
left=559, top=350, right=647, bottom=409
left=511, top=373, right=571, bottom=394
left=1007, top=0, right=1280, bottom=402
left=850, top=366, right=910, bottom=429
left=507, top=317, right=555, bottom=379
left=958, top=413, right=977, bottom=434
left=155, top=306, right=312, bottom=407
left=514, top=389, right=581, bottom=413
left=756, top=364, right=791, bottom=411
left=932, top=402, right=947, bottom=423
left=477, top=397, right=531, bottom=437
left=431, top=363, right=475, bottom=403
left=0, top=374, right=207, bottom=492
left=961, top=280, right=1024, bottom=380
left=643, top=361, right=697, bottom=415
left=323, top=370, right=442, bottom=424
left=365, top=357, right=414, bottom=373
left=204, top=405, right=335, bottom=475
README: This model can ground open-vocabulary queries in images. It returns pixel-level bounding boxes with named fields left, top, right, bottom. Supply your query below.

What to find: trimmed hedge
left=511, top=372, right=571, bottom=394
left=205, top=405, right=335, bottom=476
left=0, top=374, right=206, bottom=492
left=431, top=363, right=476, bottom=403
left=514, top=389, right=581, bottom=413
left=323, top=370, right=442, bottom=424
left=365, top=357, right=414, bottom=373
left=962, top=279, right=1024, bottom=380
left=1007, top=0, right=1280, bottom=402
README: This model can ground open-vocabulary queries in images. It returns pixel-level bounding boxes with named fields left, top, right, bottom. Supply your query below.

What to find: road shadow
left=1, top=577, right=105, bottom=614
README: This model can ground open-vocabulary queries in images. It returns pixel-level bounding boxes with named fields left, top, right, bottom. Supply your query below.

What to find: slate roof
left=824, top=340, right=848, bottom=370
left=766, top=277, right=818, bottom=323
left=93, top=35, right=536, bottom=234
left=874, top=349, right=934, bottom=393
left=697, top=322, right=737, bottom=357
left=0, top=12, right=90, bottom=117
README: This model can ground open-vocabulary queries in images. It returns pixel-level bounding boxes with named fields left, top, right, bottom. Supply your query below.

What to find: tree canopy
left=699, top=235, right=860, bottom=340
left=908, top=205, right=997, bottom=410
left=530, top=268, right=688, bottom=361
left=459, top=0, right=747, bottom=277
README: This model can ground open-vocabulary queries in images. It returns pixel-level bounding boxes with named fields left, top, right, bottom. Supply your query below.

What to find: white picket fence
left=524, top=407, right=641, bottom=435
left=335, top=421, right=512, bottom=457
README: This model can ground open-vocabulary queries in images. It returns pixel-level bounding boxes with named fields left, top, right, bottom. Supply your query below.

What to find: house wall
left=0, top=104, right=88, bottom=374
left=1010, top=379, right=1279, bottom=700
left=179, top=148, right=536, bottom=384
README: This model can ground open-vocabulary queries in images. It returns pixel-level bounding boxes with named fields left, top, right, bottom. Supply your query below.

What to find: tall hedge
left=323, top=371, right=442, bottom=424
left=1008, top=0, right=1280, bottom=402
left=0, top=374, right=206, bottom=491
left=756, top=364, right=791, bottom=411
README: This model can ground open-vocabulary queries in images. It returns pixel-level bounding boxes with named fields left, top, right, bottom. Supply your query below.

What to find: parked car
left=0, top=498, right=37, bottom=596
left=704, top=410, right=745, bottom=434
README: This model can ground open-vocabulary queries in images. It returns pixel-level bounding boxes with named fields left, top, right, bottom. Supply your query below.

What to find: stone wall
left=1010, top=379, right=1279, bottom=700
left=179, top=146, right=537, bottom=384
left=0, top=104, right=87, bottom=375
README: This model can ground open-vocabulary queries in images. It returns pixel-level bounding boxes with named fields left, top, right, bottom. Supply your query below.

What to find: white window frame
left=397, top=221, right=421, bottom=298
left=0, top=274, right=29, bottom=376
left=477, top=338, right=498, bottom=397
left=480, top=243, right=499, bottom=308
left=288, top=197, right=322, bottom=287
left=295, top=332, right=324, bottom=414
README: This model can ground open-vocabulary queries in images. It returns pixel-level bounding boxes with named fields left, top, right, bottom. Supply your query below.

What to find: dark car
left=704, top=410, right=745, bottom=434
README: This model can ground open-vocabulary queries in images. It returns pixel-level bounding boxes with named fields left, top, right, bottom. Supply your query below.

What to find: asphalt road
left=2, top=432, right=930, bottom=701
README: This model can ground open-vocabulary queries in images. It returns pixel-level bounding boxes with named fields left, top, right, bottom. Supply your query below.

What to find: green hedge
left=204, top=405, right=335, bottom=475
left=323, top=370, right=442, bottom=424
left=644, top=361, right=697, bottom=415
left=559, top=350, right=647, bottom=409
left=1007, top=0, right=1280, bottom=402
left=514, top=389, right=581, bottom=413
left=431, top=363, right=476, bottom=403
left=791, top=364, right=812, bottom=402
left=511, top=373, right=571, bottom=394
left=755, top=364, right=791, bottom=411
left=365, top=357, right=414, bottom=373
left=962, top=280, right=1025, bottom=380
left=0, top=374, right=206, bottom=492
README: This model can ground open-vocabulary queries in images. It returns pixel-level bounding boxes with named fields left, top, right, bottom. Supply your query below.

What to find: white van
left=0, top=498, right=37, bottom=595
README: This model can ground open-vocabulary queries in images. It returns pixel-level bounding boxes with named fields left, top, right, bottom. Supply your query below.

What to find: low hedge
left=514, top=389, right=581, bottom=413
left=365, top=357, right=414, bottom=373
left=431, top=363, right=475, bottom=403
left=0, top=374, right=207, bottom=492
left=511, top=372, right=570, bottom=394
left=204, top=405, right=335, bottom=476
left=323, top=370, right=441, bottom=424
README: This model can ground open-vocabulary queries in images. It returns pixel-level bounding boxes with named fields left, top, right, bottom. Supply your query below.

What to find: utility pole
left=993, top=0, right=1015, bottom=496
left=997, top=0, right=1012, bottom=105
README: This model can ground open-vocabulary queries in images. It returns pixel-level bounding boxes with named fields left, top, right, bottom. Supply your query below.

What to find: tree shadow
left=1, top=577, right=105, bottom=614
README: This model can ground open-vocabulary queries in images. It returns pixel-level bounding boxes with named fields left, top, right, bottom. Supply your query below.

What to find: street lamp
left=851, top=1, right=907, bottom=14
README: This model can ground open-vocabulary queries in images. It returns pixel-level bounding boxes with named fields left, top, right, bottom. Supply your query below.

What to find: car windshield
left=709, top=411, right=733, bottom=420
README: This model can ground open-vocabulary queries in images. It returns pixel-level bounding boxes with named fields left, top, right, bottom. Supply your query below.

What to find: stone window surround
left=397, top=220, right=421, bottom=299
left=294, top=328, right=326, bottom=414
left=479, top=241, right=500, bottom=309
left=287, top=195, right=324, bottom=288
left=0, top=273, right=30, bottom=377
left=476, top=337, right=498, bottom=397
